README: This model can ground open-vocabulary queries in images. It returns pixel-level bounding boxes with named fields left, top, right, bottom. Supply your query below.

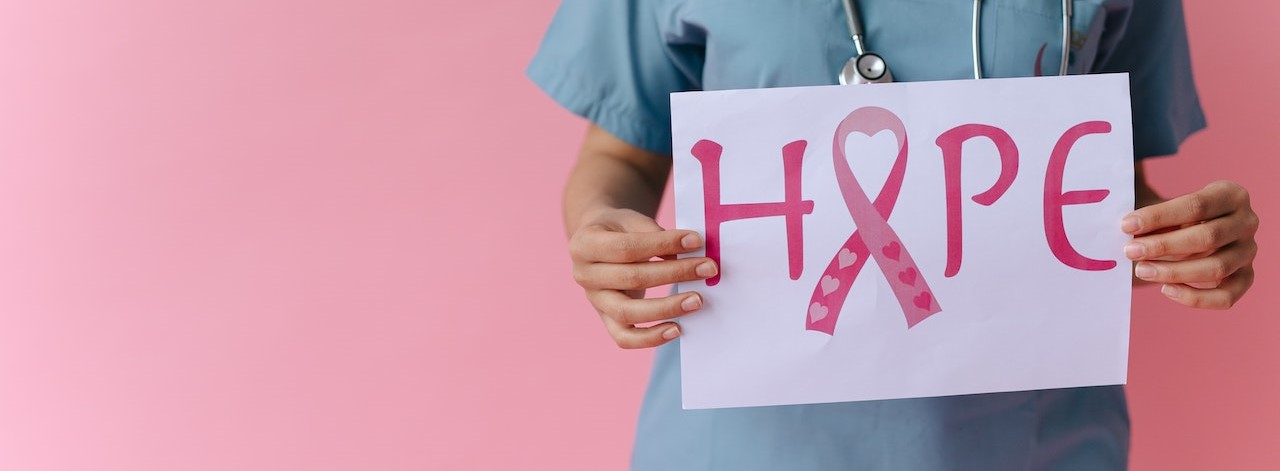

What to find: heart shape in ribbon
left=882, top=242, right=901, bottom=261
left=898, top=267, right=917, bottom=286
left=837, top=248, right=858, bottom=269
left=808, top=303, right=829, bottom=322
left=820, top=275, right=840, bottom=295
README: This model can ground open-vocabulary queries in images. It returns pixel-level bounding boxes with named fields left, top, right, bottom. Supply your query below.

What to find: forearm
left=562, top=127, right=671, bottom=236
left=563, top=156, right=664, bottom=233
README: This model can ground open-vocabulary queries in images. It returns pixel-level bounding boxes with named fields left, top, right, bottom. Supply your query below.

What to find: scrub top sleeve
left=1093, top=0, right=1206, bottom=160
left=527, top=0, right=700, bottom=155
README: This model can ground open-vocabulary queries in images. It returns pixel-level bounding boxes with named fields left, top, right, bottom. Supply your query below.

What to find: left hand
left=1123, top=180, right=1259, bottom=309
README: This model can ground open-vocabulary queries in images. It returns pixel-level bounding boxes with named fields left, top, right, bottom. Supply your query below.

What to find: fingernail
left=681, top=294, right=702, bottom=312
left=662, top=326, right=681, bottom=340
left=1121, top=216, right=1142, bottom=234
left=1134, top=262, right=1156, bottom=279
left=695, top=262, right=717, bottom=278
left=681, top=234, right=702, bottom=250
left=1161, top=284, right=1182, bottom=298
left=1124, top=243, right=1146, bottom=260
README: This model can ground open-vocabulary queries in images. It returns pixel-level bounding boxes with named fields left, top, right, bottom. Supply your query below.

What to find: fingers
left=1158, top=267, right=1255, bottom=310
left=1133, top=241, right=1256, bottom=285
left=600, top=316, right=682, bottom=349
left=571, top=225, right=704, bottom=263
left=1124, top=214, right=1250, bottom=260
left=575, top=257, right=718, bottom=291
left=566, top=210, right=712, bottom=349
left=583, top=261, right=709, bottom=349
left=590, top=290, right=703, bottom=326
left=590, top=285, right=704, bottom=349
left=1122, top=181, right=1248, bottom=235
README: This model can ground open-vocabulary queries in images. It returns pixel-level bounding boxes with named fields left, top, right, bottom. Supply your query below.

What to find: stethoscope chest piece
left=839, top=52, right=893, bottom=85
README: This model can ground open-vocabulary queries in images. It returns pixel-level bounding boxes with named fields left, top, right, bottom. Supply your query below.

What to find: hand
left=569, top=208, right=717, bottom=348
left=1123, top=180, right=1259, bottom=309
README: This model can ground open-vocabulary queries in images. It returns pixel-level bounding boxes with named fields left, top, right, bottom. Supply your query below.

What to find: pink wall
left=0, top=1, right=1272, bottom=470
left=1127, top=2, right=1280, bottom=469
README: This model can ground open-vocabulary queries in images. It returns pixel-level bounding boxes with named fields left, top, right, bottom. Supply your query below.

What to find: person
left=527, top=0, right=1260, bottom=469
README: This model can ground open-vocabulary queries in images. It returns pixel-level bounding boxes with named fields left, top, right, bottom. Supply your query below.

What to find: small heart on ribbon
left=837, top=248, right=859, bottom=269
left=898, top=267, right=917, bottom=286
left=820, top=275, right=840, bottom=296
left=808, top=302, right=829, bottom=322
left=913, top=291, right=933, bottom=310
left=881, top=241, right=901, bottom=261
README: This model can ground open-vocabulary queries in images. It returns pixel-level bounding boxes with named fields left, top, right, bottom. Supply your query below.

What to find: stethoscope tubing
left=1058, top=0, right=1073, bottom=76
left=840, top=0, right=867, bottom=56
left=971, top=0, right=983, bottom=79
left=842, top=0, right=1073, bottom=82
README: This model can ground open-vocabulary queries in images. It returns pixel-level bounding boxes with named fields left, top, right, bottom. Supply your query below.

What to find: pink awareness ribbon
left=807, top=107, right=942, bottom=335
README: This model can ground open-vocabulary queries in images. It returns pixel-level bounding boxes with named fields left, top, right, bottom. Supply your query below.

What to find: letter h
left=690, top=139, right=814, bottom=286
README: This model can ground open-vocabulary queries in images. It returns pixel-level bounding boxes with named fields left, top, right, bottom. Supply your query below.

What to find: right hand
left=569, top=208, right=718, bottom=349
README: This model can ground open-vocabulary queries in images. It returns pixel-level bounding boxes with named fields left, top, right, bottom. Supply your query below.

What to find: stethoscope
left=838, top=0, right=1074, bottom=84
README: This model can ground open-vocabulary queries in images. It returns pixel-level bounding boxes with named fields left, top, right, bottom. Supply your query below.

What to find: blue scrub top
left=529, top=1, right=1205, bottom=469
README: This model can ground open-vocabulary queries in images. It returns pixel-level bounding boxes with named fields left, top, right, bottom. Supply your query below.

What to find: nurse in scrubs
left=528, top=0, right=1259, bottom=469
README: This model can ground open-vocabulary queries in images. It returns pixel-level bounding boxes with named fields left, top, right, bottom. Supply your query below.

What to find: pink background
left=0, top=1, right=1273, bottom=469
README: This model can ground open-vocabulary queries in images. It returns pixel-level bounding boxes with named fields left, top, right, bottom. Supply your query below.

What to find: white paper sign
left=672, top=74, right=1134, bottom=409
